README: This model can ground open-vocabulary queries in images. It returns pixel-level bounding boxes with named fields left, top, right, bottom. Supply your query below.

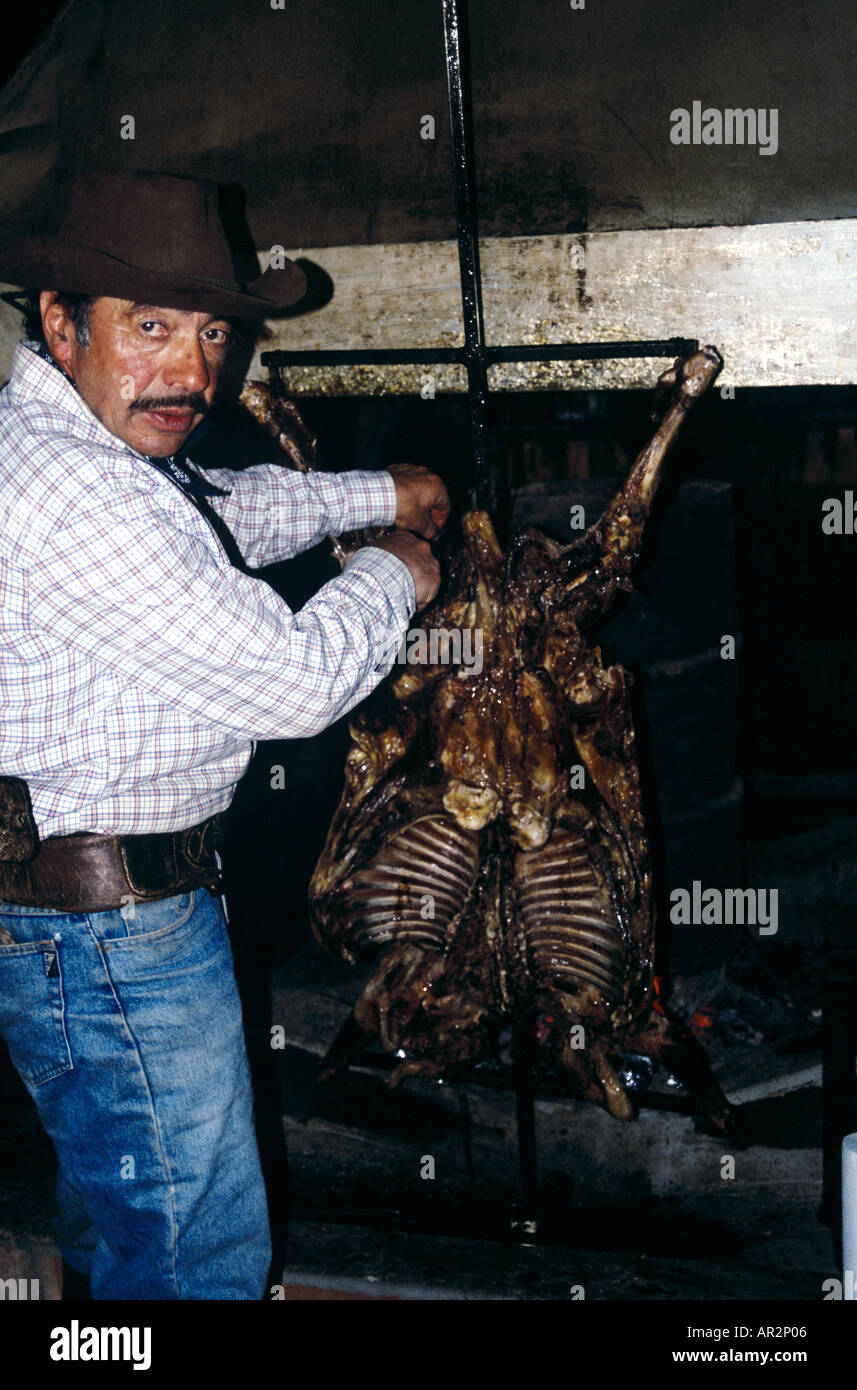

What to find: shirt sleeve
left=200, top=464, right=399, bottom=568
left=26, top=490, right=417, bottom=741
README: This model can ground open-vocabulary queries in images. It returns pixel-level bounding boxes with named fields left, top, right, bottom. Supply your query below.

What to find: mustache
left=129, top=393, right=208, bottom=415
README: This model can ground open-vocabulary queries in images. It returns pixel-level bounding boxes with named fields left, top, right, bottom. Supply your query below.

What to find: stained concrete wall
left=5, top=218, right=856, bottom=389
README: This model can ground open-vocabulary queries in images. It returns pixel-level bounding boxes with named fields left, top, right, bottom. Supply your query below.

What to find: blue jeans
left=0, top=887, right=271, bottom=1299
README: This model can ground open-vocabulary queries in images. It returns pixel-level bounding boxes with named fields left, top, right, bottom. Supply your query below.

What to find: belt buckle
left=182, top=815, right=219, bottom=868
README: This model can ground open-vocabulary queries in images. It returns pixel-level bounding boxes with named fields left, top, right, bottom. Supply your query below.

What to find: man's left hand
left=387, top=464, right=451, bottom=540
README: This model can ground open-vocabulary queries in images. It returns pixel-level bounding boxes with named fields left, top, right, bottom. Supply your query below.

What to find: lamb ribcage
left=514, top=829, right=625, bottom=1006
left=346, top=815, right=481, bottom=952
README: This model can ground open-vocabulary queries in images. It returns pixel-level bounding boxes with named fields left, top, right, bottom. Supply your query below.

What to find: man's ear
left=39, top=292, right=76, bottom=375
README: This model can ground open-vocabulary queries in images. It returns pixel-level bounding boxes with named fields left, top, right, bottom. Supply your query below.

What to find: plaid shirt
left=0, top=342, right=415, bottom=837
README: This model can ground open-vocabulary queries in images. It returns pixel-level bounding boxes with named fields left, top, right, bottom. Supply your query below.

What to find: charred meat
left=307, top=348, right=733, bottom=1131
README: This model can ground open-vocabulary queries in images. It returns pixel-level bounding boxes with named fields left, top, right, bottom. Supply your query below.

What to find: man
left=0, top=169, right=450, bottom=1300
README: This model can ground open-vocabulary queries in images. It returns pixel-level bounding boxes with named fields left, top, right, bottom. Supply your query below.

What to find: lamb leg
left=513, top=347, right=723, bottom=626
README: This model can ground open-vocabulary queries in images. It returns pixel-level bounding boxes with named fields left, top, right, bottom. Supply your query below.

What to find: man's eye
left=140, top=320, right=166, bottom=335
left=204, top=328, right=231, bottom=345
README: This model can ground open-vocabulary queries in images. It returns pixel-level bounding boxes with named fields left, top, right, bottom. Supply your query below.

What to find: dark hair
left=20, top=291, right=96, bottom=350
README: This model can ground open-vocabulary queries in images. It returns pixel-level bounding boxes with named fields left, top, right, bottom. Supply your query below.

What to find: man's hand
left=387, top=464, right=451, bottom=540
left=368, top=532, right=441, bottom=609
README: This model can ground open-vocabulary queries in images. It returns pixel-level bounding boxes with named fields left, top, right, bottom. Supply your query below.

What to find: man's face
left=40, top=293, right=233, bottom=457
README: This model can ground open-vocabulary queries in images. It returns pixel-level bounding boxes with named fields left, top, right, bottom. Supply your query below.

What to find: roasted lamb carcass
left=308, top=347, right=733, bottom=1132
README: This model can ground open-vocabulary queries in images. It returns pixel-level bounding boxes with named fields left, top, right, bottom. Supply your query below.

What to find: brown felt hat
left=0, top=168, right=307, bottom=317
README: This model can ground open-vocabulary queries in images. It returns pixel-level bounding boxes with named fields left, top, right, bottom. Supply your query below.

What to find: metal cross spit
left=261, top=0, right=702, bottom=1238
left=262, top=0, right=698, bottom=512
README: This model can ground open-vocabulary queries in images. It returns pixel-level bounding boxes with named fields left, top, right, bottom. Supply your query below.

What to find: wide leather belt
left=0, top=815, right=224, bottom=912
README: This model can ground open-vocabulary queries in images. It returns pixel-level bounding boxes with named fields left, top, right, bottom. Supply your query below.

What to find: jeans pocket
left=106, top=890, right=199, bottom=947
left=0, top=936, right=73, bottom=1087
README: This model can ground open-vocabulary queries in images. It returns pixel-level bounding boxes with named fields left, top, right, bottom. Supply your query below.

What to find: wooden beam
left=2, top=219, right=854, bottom=392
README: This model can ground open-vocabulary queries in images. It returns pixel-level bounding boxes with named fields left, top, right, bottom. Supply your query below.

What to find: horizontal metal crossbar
left=350, top=1047, right=705, bottom=1118
left=262, top=337, right=699, bottom=368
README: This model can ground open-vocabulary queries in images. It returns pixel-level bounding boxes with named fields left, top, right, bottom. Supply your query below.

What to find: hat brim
left=0, top=235, right=307, bottom=317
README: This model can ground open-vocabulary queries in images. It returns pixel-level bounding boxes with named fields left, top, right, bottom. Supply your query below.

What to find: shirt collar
left=8, top=340, right=227, bottom=495
left=33, top=339, right=68, bottom=376
left=10, top=340, right=139, bottom=459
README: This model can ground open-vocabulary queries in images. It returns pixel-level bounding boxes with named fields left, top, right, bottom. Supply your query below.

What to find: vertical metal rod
left=442, top=0, right=493, bottom=512
left=844, top=1134, right=857, bottom=1297
left=511, top=1024, right=541, bottom=1236
left=514, top=1075, right=540, bottom=1230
